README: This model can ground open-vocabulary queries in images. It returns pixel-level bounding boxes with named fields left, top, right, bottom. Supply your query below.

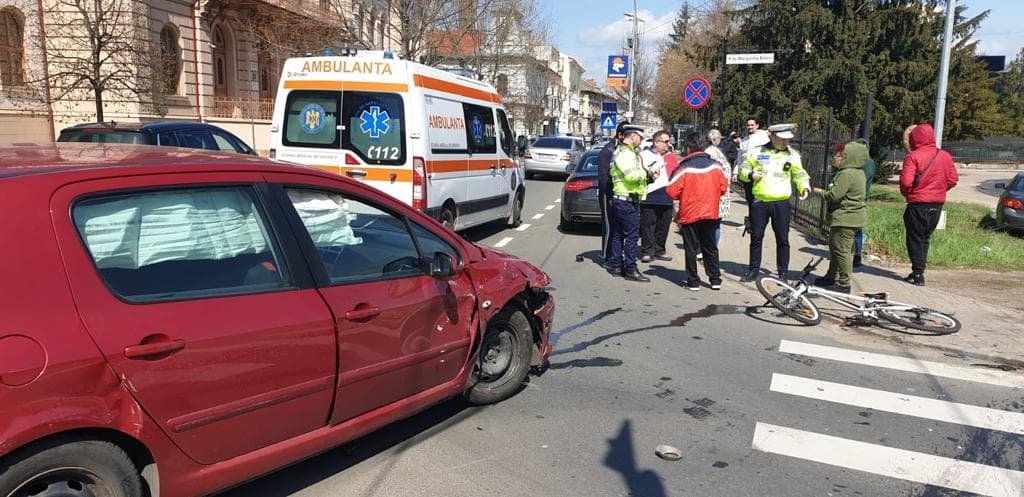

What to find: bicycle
left=755, top=258, right=961, bottom=334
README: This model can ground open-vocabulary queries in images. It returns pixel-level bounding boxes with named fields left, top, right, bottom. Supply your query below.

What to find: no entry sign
left=683, top=77, right=711, bottom=110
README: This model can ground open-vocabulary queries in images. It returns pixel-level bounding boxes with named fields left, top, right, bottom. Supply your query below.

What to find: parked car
left=994, top=171, right=1024, bottom=232
left=0, top=143, right=554, bottom=497
left=522, top=135, right=586, bottom=179
left=560, top=150, right=603, bottom=230
left=590, top=135, right=613, bottom=149
left=58, top=120, right=257, bottom=155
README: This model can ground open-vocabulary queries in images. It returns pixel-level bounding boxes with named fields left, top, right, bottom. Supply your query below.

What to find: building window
left=0, top=8, right=24, bottom=88
left=159, top=25, right=180, bottom=95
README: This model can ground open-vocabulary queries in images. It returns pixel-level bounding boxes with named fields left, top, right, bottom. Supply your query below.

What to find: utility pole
left=625, top=0, right=639, bottom=121
left=934, top=0, right=956, bottom=148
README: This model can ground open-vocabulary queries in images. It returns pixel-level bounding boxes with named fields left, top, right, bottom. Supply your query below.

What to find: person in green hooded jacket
left=811, top=140, right=867, bottom=293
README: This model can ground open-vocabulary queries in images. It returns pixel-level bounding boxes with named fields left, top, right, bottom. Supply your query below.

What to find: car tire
left=525, top=171, right=534, bottom=180
left=464, top=308, right=534, bottom=405
left=0, top=437, right=143, bottom=497
left=440, top=204, right=457, bottom=231
left=507, top=192, right=523, bottom=228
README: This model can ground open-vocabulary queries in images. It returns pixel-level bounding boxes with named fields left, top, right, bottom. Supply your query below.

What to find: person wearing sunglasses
left=639, top=131, right=677, bottom=263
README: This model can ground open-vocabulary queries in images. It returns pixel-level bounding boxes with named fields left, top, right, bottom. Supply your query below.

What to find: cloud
left=575, top=9, right=677, bottom=80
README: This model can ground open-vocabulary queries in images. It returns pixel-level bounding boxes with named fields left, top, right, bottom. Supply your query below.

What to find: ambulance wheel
left=440, top=205, right=457, bottom=231
left=507, top=192, right=523, bottom=228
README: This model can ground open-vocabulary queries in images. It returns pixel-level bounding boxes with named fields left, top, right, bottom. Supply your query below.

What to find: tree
left=666, top=1, right=692, bottom=51
left=996, top=48, right=1024, bottom=136
left=34, top=0, right=157, bottom=122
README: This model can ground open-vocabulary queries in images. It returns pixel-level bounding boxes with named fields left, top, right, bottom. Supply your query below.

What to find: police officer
left=598, top=121, right=631, bottom=261
left=737, top=123, right=810, bottom=282
left=605, top=126, right=650, bottom=282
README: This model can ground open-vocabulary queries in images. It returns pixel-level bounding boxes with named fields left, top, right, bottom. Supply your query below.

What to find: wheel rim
left=441, top=209, right=455, bottom=230
left=889, top=309, right=956, bottom=329
left=760, top=278, right=819, bottom=321
left=11, top=467, right=111, bottom=497
left=479, top=324, right=516, bottom=381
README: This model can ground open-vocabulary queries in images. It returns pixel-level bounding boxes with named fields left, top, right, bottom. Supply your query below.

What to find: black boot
left=623, top=270, right=650, bottom=282
left=903, top=272, right=925, bottom=286
left=852, top=255, right=862, bottom=268
left=814, top=276, right=835, bottom=287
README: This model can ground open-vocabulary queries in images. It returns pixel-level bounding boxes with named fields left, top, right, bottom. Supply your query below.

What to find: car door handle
left=345, top=169, right=368, bottom=179
left=345, top=306, right=381, bottom=321
left=124, top=339, right=185, bottom=359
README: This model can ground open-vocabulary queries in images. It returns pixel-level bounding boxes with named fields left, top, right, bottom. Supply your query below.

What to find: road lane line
left=554, top=198, right=561, bottom=203
left=494, top=237, right=513, bottom=248
left=545, top=205, right=555, bottom=210
left=752, top=423, right=1024, bottom=497
left=779, top=340, right=1024, bottom=389
left=516, top=223, right=531, bottom=232
left=532, top=213, right=544, bottom=220
left=771, top=373, right=1024, bottom=435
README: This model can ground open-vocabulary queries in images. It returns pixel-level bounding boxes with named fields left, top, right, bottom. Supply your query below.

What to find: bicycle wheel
left=879, top=307, right=961, bottom=334
left=756, top=276, right=822, bottom=325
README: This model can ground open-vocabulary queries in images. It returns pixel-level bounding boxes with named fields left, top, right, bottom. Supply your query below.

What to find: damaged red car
left=0, top=143, right=553, bottom=497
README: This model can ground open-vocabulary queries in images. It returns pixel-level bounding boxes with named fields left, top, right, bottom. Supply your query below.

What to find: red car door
left=264, top=173, right=477, bottom=424
left=51, top=173, right=337, bottom=464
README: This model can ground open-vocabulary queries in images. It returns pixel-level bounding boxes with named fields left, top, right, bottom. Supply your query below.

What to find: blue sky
left=546, top=0, right=1024, bottom=83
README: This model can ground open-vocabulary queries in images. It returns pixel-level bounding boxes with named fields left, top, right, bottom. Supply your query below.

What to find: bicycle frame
left=784, top=258, right=929, bottom=319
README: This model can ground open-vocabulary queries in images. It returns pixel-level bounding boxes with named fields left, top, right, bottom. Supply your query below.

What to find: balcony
left=210, top=97, right=275, bottom=121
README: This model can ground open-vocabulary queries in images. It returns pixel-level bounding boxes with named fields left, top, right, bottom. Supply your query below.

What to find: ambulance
left=269, top=51, right=525, bottom=231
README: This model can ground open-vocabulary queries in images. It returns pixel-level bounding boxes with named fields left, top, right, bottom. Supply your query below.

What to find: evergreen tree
left=667, top=1, right=692, bottom=51
left=995, top=48, right=1024, bottom=136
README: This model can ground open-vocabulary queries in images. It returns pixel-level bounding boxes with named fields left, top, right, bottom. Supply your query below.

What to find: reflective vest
left=610, top=143, right=647, bottom=199
left=738, top=144, right=810, bottom=201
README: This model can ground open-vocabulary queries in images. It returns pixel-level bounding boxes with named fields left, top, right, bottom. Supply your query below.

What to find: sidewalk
left=715, top=198, right=1024, bottom=368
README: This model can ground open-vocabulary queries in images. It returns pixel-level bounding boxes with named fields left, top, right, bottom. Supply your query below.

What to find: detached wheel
left=0, top=438, right=143, bottom=497
left=465, top=308, right=534, bottom=405
left=507, top=192, right=523, bottom=228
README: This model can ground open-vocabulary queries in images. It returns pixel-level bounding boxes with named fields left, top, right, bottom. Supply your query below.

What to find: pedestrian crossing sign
left=600, top=113, right=616, bottom=130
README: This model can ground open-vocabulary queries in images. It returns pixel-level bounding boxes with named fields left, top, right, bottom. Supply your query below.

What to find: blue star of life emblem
left=472, top=116, right=483, bottom=141
left=359, top=106, right=391, bottom=139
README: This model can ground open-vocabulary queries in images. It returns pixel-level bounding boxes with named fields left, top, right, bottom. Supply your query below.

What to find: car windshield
left=58, top=130, right=149, bottom=144
left=576, top=154, right=600, bottom=173
left=1011, top=174, right=1024, bottom=192
left=532, top=137, right=573, bottom=149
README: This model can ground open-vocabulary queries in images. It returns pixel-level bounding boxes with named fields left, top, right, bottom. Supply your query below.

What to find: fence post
left=820, top=108, right=834, bottom=237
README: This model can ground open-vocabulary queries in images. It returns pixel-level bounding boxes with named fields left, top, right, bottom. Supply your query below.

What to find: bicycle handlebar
left=800, top=257, right=825, bottom=281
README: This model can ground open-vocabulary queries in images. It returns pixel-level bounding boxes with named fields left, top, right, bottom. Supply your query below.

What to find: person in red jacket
left=899, top=123, right=959, bottom=286
left=666, top=130, right=729, bottom=291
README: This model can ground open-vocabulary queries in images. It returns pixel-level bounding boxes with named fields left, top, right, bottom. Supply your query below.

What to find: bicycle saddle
left=858, top=291, right=888, bottom=300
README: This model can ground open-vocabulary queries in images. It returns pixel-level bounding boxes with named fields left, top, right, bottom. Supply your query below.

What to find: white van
left=269, top=52, right=525, bottom=231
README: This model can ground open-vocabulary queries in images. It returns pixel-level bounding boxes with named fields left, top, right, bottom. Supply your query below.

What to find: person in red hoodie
left=666, top=130, right=729, bottom=291
left=899, top=123, right=959, bottom=286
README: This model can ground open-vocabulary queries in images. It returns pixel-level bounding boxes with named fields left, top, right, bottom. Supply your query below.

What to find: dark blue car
left=58, top=121, right=257, bottom=155
left=560, top=150, right=602, bottom=230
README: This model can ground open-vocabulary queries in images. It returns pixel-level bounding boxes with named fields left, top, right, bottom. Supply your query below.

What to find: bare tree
left=235, top=0, right=357, bottom=62
left=32, top=0, right=157, bottom=122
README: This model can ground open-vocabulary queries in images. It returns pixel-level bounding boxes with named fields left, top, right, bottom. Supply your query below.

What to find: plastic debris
left=655, top=444, right=682, bottom=461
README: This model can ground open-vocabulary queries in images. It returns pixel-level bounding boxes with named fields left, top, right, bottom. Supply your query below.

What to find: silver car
left=523, top=136, right=586, bottom=179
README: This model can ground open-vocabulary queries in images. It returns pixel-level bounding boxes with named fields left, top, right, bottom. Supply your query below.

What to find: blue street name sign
left=599, top=113, right=617, bottom=130
left=602, top=101, right=617, bottom=113
left=607, top=55, right=628, bottom=78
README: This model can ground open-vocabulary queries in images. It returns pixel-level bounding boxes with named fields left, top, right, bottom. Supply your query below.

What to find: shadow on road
left=459, top=221, right=511, bottom=243
left=604, top=420, right=667, bottom=497
left=214, top=400, right=477, bottom=497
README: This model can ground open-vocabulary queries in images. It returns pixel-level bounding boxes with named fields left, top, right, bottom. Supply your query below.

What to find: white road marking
left=494, top=237, right=514, bottom=248
left=770, top=373, right=1024, bottom=435
left=532, top=213, right=544, bottom=220
left=554, top=198, right=561, bottom=203
left=752, top=423, right=1024, bottom=497
left=545, top=205, right=555, bottom=210
left=779, top=340, right=1024, bottom=389
left=516, top=223, right=531, bottom=232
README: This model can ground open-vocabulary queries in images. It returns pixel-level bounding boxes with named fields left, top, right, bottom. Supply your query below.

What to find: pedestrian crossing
left=752, top=340, right=1024, bottom=497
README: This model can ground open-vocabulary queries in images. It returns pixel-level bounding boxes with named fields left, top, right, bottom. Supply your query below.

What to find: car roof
left=59, top=120, right=222, bottom=133
left=0, top=143, right=305, bottom=179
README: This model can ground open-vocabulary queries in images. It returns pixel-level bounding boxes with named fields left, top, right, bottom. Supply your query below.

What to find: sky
left=545, top=0, right=1024, bottom=84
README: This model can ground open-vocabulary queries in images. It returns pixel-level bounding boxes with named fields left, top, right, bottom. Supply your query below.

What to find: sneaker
left=740, top=270, right=759, bottom=283
left=686, top=282, right=701, bottom=291
left=814, top=276, right=835, bottom=287
left=640, top=255, right=652, bottom=263
left=624, top=270, right=651, bottom=282
left=903, top=273, right=925, bottom=286
left=696, top=252, right=704, bottom=261
left=653, top=254, right=673, bottom=261
left=710, top=282, right=722, bottom=291
left=852, top=255, right=863, bottom=268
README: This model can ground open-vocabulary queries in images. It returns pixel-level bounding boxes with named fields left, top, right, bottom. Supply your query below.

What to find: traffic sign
left=599, top=113, right=617, bottom=130
left=683, top=77, right=711, bottom=110
left=726, top=53, right=775, bottom=65
left=602, top=101, right=617, bottom=113
left=607, top=55, right=628, bottom=78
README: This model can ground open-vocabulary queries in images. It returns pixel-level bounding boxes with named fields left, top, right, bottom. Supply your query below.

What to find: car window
left=1011, top=175, right=1024, bottom=192
left=411, top=222, right=459, bottom=263
left=463, top=103, right=496, bottom=154
left=156, top=131, right=179, bottom=147
left=177, top=129, right=214, bottom=150
left=211, top=131, right=243, bottom=153
left=496, top=108, right=513, bottom=156
left=577, top=154, right=600, bottom=173
left=532, top=137, right=572, bottom=149
left=72, top=186, right=290, bottom=302
left=285, top=188, right=423, bottom=284
left=58, top=130, right=149, bottom=144
left=283, top=90, right=340, bottom=148
left=342, top=91, right=406, bottom=165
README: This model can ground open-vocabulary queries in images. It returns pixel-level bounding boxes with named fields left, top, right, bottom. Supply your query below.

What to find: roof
left=59, top=120, right=218, bottom=133
left=0, top=143, right=304, bottom=179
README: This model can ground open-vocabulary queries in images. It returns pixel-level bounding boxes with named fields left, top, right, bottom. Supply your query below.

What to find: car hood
left=474, top=244, right=550, bottom=288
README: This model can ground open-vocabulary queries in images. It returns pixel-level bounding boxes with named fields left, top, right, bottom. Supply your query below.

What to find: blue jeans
left=854, top=229, right=864, bottom=257
left=609, top=197, right=641, bottom=272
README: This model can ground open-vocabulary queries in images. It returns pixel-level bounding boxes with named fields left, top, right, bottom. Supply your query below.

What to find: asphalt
left=720, top=197, right=1024, bottom=369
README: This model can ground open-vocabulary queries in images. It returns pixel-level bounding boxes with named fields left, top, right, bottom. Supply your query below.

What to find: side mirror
left=565, top=162, right=575, bottom=173
left=994, top=183, right=1006, bottom=190
left=429, top=251, right=458, bottom=280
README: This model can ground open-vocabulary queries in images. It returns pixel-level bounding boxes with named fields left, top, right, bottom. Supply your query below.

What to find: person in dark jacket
left=665, top=131, right=729, bottom=291
left=812, top=141, right=867, bottom=293
left=639, top=130, right=676, bottom=262
left=598, top=121, right=630, bottom=262
left=899, top=123, right=959, bottom=286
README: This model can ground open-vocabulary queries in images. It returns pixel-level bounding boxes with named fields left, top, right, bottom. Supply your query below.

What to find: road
left=219, top=179, right=1024, bottom=497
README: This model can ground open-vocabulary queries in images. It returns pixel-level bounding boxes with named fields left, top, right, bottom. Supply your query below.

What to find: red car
left=0, top=143, right=554, bottom=497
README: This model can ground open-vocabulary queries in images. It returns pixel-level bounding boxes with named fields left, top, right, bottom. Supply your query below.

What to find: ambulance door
left=495, top=108, right=520, bottom=215
left=339, top=91, right=410, bottom=203
left=462, top=102, right=509, bottom=227
left=423, top=96, right=469, bottom=228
